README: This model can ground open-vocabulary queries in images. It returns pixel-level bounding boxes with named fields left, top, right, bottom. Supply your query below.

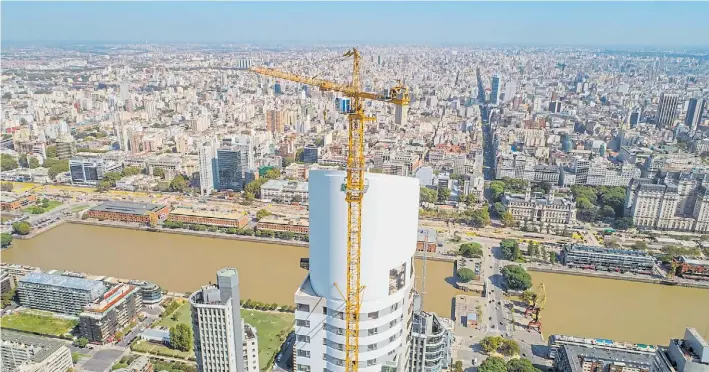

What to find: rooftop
left=259, top=215, right=309, bottom=227
left=679, top=256, right=709, bottom=266
left=89, top=201, right=166, bottom=216
left=169, top=207, right=247, bottom=220
left=261, top=179, right=308, bottom=192
left=567, top=244, right=652, bottom=258
left=19, top=272, right=106, bottom=292
left=561, top=343, right=654, bottom=372
left=0, top=330, right=69, bottom=365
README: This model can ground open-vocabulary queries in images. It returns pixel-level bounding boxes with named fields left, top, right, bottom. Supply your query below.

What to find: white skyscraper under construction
left=294, top=170, right=419, bottom=372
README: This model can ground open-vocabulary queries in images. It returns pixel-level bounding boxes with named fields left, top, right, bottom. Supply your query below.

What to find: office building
left=79, top=284, right=143, bottom=344
left=217, top=148, right=244, bottom=191
left=260, top=179, right=309, bottom=203
left=409, top=294, right=453, bottom=372
left=293, top=171, right=418, bottom=372
left=549, top=101, right=562, bottom=113
left=685, top=98, right=706, bottom=132
left=560, top=244, right=656, bottom=274
left=548, top=334, right=656, bottom=372
left=491, top=74, right=501, bottom=105
left=86, top=201, right=170, bottom=226
left=55, top=134, right=76, bottom=159
left=653, top=328, right=709, bottom=372
left=190, top=268, right=260, bottom=372
left=502, top=188, right=577, bottom=227
left=18, top=272, right=106, bottom=315
left=303, top=144, right=320, bottom=164
left=1, top=330, right=74, bottom=372
left=658, top=93, right=680, bottom=127
left=626, top=172, right=709, bottom=233
left=69, top=158, right=112, bottom=185
left=199, top=141, right=218, bottom=196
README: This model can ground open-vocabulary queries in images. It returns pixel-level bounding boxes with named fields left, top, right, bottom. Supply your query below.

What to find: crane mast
left=250, top=48, right=409, bottom=372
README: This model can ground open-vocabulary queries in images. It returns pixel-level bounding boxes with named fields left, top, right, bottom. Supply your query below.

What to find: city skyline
left=2, top=1, right=709, bottom=48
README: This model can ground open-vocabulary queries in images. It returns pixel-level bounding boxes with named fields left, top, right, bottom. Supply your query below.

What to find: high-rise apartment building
left=490, top=74, right=501, bottom=105
left=267, top=110, right=285, bottom=133
left=395, top=93, right=409, bottom=125
left=189, top=268, right=259, bottom=372
left=408, top=294, right=453, bottom=372
left=658, top=93, right=680, bottom=127
left=199, top=141, right=218, bottom=195
left=685, top=98, right=706, bottom=132
left=79, top=284, right=143, bottom=344
left=17, top=273, right=106, bottom=315
left=293, top=171, right=418, bottom=372
left=1, top=330, right=74, bottom=372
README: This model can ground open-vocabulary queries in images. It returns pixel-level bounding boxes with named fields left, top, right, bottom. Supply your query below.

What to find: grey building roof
left=560, top=344, right=653, bottom=372
left=567, top=244, right=652, bottom=258
left=89, top=201, right=166, bottom=216
left=1, top=330, right=68, bottom=365
left=19, top=272, right=106, bottom=292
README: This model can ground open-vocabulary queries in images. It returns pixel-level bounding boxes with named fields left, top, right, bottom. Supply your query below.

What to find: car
left=497, top=301, right=501, bottom=305
left=499, top=321, right=503, bottom=325
left=489, top=316, right=492, bottom=320
left=491, top=325, right=495, bottom=329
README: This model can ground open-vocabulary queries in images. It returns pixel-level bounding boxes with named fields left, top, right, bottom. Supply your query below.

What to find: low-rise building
left=86, top=201, right=169, bottom=225
left=549, top=334, right=656, bottom=372
left=17, top=272, right=106, bottom=315
left=653, top=327, right=709, bottom=372
left=1, top=330, right=74, bottom=372
left=167, top=207, right=249, bottom=229
left=416, top=228, right=438, bottom=253
left=128, top=281, right=163, bottom=305
left=79, top=284, right=143, bottom=344
left=260, top=179, right=309, bottom=204
left=115, top=174, right=160, bottom=192
left=560, top=244, right=656, bottom=274
left=0, top=193, right=38, bottom=211
left=256, top=215, right=309, bottom=235
left=675, top=256, right=709, bottom=281
left=502, top=187, right=577, bottom=227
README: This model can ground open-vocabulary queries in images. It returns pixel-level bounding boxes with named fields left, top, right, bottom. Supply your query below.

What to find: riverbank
left=527, top=265, right=709, bottom=289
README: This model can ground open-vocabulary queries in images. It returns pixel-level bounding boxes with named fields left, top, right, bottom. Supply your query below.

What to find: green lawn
left=151, top=302, right=293, bottom=370
left=23, top=200, right=62, bottom=215
left=131, top=340, right=194, bottom=359
left=1, top=312, right=78, bottom=336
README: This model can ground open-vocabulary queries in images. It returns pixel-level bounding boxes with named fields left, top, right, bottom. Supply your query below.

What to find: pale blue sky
left=2, top=2, right=708, bottom=47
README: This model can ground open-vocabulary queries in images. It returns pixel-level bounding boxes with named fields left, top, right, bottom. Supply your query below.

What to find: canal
left=2, top=223, right=463, bottom=317
left=530, top=271, right=709, bottom=345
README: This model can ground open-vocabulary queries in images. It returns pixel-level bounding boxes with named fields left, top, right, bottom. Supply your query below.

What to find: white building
left=199, top=140, right=218, bottom=196
left=293, top=171, right=418, bottom=372
left=189, top=268, right=259, bottom=372
left=1, top=330, right=74, bottom=372
left=260, top=179, right=309, bottom=203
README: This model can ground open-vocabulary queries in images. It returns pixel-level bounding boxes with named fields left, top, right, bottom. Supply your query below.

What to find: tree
left=489, top=181, right=506, bottom=201
left=1, top=287, right=15, bottom=308
left=420, top=187, right=438, bottom=204
left=453, top=361, right=463, bottom=372
left=501, top=265, right=532, bottom=290
left=459, top=242, right=483, bottom=258
left=438, top=187, right=451, bottom=203
left=1, top=182, right=13, bottom=192
left=1, top=154, right=18, bottom=171
left=500, top=239, right=521, bottom=261
left=153, top=167, right=165, bottom=179
left=540, top=246, right=548, bottom=261
left=631, top=241, right=648, bottom=250
left=75, top=337, right=89, bottom=348
left=457, top=268, right=477, bottom=283
left=48, top=160, right=70, bottom=179
left=549, top=252, right=557, bottom=264
left=502, top=212, right=516, bottom=227
left=244, top=192, right=255, bottom=203
left=46, top=145, right=57, bottom=159
left=469, top=207, right=491, bottom=227
left=28, top=157, right=40, bottom=169
left=169, top=323, right=193, bottom=352
left=12, top=221, right=31, bottom=235
left=478, top=357, right=507, bottom=372
left=256, top=209, right=272, bottom=220
left=507, top=358, right=541, bottom=372
left=601, top=205, right=616, bottom=218
left=122, top=166, right=143, bottom=177
left=96, top=179, right=113, bottom=192
left=491, top=202, right=507, bottom=217
left=462, top=193, right=477, bottom=205
left=169, top=175, right=188, bottom=192
left=264, top=168, right=280, bottom=179
left=480, top=336, right=503, bottom=354
left=527, top=242, right=539, bottom=257
left=1, top=233, right=13, bottom=248
left=498, top=339, right=520, bottom=356
left=614, top=217, right=634, bottom=230
left=18, top=154, right=28, bottom=168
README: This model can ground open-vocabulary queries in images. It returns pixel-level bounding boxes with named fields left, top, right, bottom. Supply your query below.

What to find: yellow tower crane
left=250, top=48, right=409, bottom=372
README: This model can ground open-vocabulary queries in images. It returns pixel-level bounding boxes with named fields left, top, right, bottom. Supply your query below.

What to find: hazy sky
left=2, top=2, right=708, bottom=47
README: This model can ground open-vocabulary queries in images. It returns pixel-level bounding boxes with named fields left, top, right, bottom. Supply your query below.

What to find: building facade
left=86, top=201, right=170, bottom=226
left=260, top=179, right=309, bottom=203
left=408, top=295, right=453, bottom=372
left=560, top=244, right=656, bottom=274
left=17, top=272, right=106, bottom=315
left=79, top=284, right=143, bottom=344
left=1, top=330, right=74, bottom=372
left=502, top=188, right=577, bottom=227
left=167, top=208, right=249, bottom=229
left=190, top=268, right=259, bottom=372
left=293, top=171, right=418, bottom=372
left=256, top=215, right=309, bottom=235
left=653, top=328, right=709, bottom=372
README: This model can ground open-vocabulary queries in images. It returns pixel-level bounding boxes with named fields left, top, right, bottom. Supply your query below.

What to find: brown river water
left=3, top=223, right=708, bottom=344
left=2, top=223, right=463, bottom=317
